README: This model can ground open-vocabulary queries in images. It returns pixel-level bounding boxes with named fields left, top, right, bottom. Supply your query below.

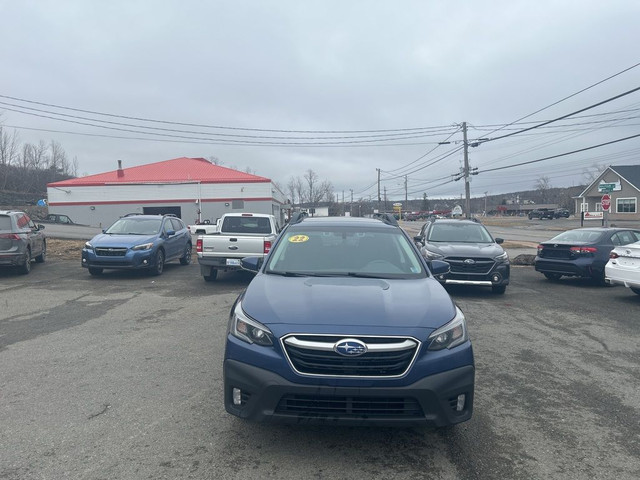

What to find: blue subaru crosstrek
left=224, top=213, right=475, bottom=427
left=81, top=214, right=192, bottom=276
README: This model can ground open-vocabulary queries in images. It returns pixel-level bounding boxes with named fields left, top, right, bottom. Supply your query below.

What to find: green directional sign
left=598, top=183, right=615, bottom=193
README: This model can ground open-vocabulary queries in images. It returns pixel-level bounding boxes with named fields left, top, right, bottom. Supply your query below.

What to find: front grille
left=445, top=257, right=495, bottom=274
left=282, top=335, right=419, bottom=377
left=95, top=247, right=127, bottom=257
left=276, top=394, right=423, bottom=418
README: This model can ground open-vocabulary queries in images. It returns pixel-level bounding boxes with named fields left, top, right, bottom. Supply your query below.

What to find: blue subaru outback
left=224, top=213, right=474, bottom=427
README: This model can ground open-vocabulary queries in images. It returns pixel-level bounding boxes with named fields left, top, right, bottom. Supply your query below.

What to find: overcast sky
left=1, top=0, right=639, bottom=202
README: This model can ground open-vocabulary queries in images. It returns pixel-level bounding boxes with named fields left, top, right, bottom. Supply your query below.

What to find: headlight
left=230, top=302, right=274, bottom=346
left=423, top=248, right=444, bottom=260
left=132, top=242, right=154, bottom=251
left=427, top=306, right=468, bottom=351
left=494, top=251, right=509, bottom=262
left=84, top=241, right=93, bottom=250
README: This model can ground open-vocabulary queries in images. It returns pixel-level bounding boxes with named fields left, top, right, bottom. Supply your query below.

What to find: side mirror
left=495, top=238, right=504, bottom=244
left=37, top=224, right=45, bottom=230
left=241, top=256, right=263, bottom=272
left=166, top=230, right=176, bottom=237
left=413, top=236, right=423, bottom=245
left=430, top=259, right=450, bottom=276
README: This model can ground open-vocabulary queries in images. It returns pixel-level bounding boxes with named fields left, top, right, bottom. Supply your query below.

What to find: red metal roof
left=48, top=157, right=271, bottom=187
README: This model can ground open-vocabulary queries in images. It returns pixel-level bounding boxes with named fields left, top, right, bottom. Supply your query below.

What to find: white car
left=605, top=241, right=640, bottom=295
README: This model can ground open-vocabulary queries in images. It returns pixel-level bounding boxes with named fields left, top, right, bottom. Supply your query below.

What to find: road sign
left=598, top=183, right=615, bottom=193
left=601, top=194, right=611, bottom=211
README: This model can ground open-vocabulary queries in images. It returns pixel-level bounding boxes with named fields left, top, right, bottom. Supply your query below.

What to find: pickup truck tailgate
left=200, top=235, right=268, bottom=257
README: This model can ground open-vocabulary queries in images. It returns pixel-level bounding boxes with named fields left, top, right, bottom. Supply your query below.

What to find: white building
left=47, top=157, right=287, bottom=227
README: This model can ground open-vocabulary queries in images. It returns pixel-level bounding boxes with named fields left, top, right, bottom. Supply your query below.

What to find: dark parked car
left=42, top=213, right=75, bottom=224
left=553, top=208, right=570, bottom=218
left=81, top=213, right=192, bottom=276
left=414, top=218, right=510, bottom=294
left=535, top=227, right=640, bottom=283
left=0, top=210, right=46, bottom=274
left=224, top=213, right=475, bottom=427
left=528, top=208, right=555, bottom=220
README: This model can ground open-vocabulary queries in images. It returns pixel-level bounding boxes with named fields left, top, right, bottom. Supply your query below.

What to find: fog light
left=143, top=259, right=148, bottom=265
left=233, top=388, right=242, bottom=406
left=491, top=273, right=502, bottom=283
left=456, top=394, right=466, bottom=411
left=82, top=258, right=86, bottom=264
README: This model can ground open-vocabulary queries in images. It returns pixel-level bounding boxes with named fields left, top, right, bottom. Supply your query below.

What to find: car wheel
left=179, top=244, right=192, bottom=265
left=491, top=285, right=506, bottom=294
left=630, top=287, right=640, bottom=296
left=543, top=273, right=562, bottom=281
left=35, top=242, right=46, bottom=263
left=88, top=267, right=104, bottom=276
left=152, top=250, right=165, bottom=276
left=19, top=249, right=31, bottom=274
left=204, top=269, right=218, bottom=282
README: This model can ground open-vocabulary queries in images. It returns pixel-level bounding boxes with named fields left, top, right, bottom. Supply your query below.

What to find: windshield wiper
left=266, top=270, right=310, bottom=277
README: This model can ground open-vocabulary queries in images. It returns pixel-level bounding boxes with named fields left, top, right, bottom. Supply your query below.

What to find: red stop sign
left=601, top=194, right=611, bottom=211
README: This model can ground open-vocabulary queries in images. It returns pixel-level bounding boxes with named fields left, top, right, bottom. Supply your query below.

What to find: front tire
left=88, top=267, right=103, bottom=276
left=35, top=242, right=46, bottom=263
left=492, top=285, right=506, bottom=294
left=19, top=249, right=31, bottom=274
left=152, top=250, right=165, bottom=276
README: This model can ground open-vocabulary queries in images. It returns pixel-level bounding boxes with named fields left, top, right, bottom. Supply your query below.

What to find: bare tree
left=0, top=126, right=20, bottom=189
left=535, top=176, right=551, bottom=203
left=582, top=162, right=606, bottom=184
left=287, top=176, right=303, bottom=206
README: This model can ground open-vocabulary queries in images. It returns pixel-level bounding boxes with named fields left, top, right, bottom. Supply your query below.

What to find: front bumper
left=437, top=262, right=510, bottom=287
left=224, top=359, right=474, bottom=427
left=81, top=248, right=156, bottom=270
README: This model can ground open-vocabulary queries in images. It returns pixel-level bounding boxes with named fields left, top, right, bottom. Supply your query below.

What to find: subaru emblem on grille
left=334, top=339, right=367, bottom=356
left=463, top=258, right=475, bottom=265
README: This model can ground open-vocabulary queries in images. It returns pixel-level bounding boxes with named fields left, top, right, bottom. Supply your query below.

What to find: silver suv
left=0, top=210, right=46, bottom=274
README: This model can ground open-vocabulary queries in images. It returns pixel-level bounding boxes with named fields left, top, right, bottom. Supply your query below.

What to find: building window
left=232, top=200, right=245, bottom=209
left=580, top=203, right=588, bottom=212
left=616, top=198, right=637, bottom=213
left=595, top=203, right=602, bottom=212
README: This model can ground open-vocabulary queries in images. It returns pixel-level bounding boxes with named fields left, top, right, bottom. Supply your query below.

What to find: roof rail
left=289, top=212, right=308, bottom=225
left=372, top=212, right=399, bottom=226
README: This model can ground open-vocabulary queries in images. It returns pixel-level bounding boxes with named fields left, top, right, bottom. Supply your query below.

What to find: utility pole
left=462, top=122, right=471, bottom=219
left=350, top=189, right=353, bottom=217
left=404, top=175, right=408, bottom=209
left=377, top=168, right=381, bottom=213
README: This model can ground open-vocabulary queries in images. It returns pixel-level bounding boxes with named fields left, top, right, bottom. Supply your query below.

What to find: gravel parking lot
left=1, top=222, right=639, bottom=479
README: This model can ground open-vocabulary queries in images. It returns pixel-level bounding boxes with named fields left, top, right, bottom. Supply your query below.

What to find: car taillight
left=537, top=244, right=544, bottom=252
left=264, top=240, right=272, bottom=254
left=0, top=233, right=20, bottom=240
left=570, top=246, right=598, bottom=254
left=609, top=251, right=619, bottom=259
left=196, top=238, right=203, bottom=253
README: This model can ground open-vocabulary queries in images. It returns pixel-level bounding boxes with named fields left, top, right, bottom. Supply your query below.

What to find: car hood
left=89, top=233, right=157, bottom=247
left=425, top=242, right=504, bottom=258
left=240, top=274, right=457, bottom=333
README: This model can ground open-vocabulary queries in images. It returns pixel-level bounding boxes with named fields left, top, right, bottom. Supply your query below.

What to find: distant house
left=575, top=165, right=640, bottom=222
left=47, top=157, right=287, bottom=227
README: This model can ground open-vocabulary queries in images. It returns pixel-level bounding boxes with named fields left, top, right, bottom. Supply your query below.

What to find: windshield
left=548, top=229, right=603, bottom=243
left=265, top=226, right=426, bottom=278
left=427, top=223, right=494, bottom=243
left=105, top=217, right=162, bottom=235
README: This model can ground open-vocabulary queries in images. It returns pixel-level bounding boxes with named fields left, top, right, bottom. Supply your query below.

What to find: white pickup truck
left=188, top=219, right=220, bottom=235
left=196, top=213, right=281, bottom=281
